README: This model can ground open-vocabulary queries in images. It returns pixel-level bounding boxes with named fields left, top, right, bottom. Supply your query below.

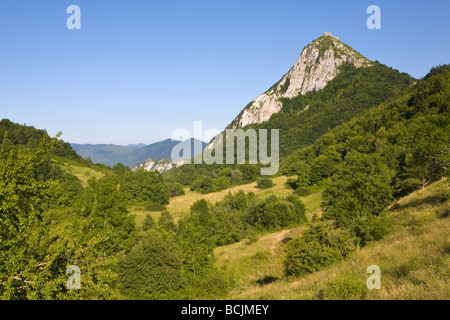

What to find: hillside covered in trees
left=0, top=64, right=448, bottom=300
left=165, top=62, right=415, bottom=193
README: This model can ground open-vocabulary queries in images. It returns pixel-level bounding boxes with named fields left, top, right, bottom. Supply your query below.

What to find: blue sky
left=0, top=0, right=448, bottom=144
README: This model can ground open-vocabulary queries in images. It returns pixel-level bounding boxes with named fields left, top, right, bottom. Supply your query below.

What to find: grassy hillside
left=215, top=179, right=449, bottom=300
left=130, top=175, right=296, bottom=228
left=54, top=160, right=106, bottom=187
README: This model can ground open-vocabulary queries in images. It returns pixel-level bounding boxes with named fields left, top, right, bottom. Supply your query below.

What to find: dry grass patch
left=215, top=226, right=305, bottom=293
left=166, top=176, right=293, bottom=219
left=225, top=179, right=449, bottom=300
left=57, top=162, right=105, bottom=187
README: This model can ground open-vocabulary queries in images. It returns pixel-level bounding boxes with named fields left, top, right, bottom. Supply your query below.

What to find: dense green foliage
left=1, top=64, right=448, bottom=300
left=120, top=170, right=169, bottom=205
left=256, top=176, right=274, bottom=189
left=322, top=152, right=392, bottom=245
left=0, top=119, right=87, bottom=163
left=245, top=195, right=307, bottom=231
left=284, top=221, right=355, bottom=277
left=285, top=64, right=449, bottom=193
left=118, top=229, right=185, bottom=299
left=167, top=62, right=414, bottom=193
left=283, top=65, right=450, bottom=278
left=167, top=163, right=261, bottom=194
left=0, top=120, right=182, bottom=299
left=0, top=134, right=120, bottom=299
left=253, top=62, right=414, bottom=159
left=72, top=176, right=136, bottom=254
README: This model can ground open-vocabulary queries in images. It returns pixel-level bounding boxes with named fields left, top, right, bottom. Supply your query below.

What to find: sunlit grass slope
left=216, top=179, right=449, bottom=300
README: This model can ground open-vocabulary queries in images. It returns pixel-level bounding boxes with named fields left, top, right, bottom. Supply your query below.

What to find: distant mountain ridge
left=71, top=138, right=207, bottom=168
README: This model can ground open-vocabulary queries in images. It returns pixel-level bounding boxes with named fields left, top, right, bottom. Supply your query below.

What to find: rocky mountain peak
left=232, top=33, right=372, bottom=128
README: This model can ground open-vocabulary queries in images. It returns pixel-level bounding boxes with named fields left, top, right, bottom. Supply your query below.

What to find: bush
left=294, top=186, right=311, bottom=196
left=145, top=203, right=166, bottom=212
left=166, top=182, right=185, bottom=197
left=245, top=195, right=306, bottom=232
left=122, top=170, right=169, bottom=204
left=246, top=229, right=259, bottom=244
left=213, top=176, right=231, bottom=191
left=283, top=221, right=355, bottom=277
left=158, top=210, right=177, bottom=232
left=211, top=209, right=246, bottom=246
left=118, top=229, right=185, bottom=299
left=142, top=214, right=155, bottom=231
left=286, top=178, right=297, bottom=189
left=256, top=177, right=274, bottom=189
left=319, top=274, right=367, bottom=300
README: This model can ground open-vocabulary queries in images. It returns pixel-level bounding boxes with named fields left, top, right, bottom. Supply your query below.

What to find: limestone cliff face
left=231, top=34, right=372, bottom=128
left=132, top=158, right=186, bottom=173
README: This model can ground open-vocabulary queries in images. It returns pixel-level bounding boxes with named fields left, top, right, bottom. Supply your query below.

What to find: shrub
left=118, top=229, right=185, bottom=299
left=145, top=203, right=166, bottom=212
left=256, top=177, right=274, bottom=189
left=122, top=170, right=169, bottom=204
left=294, top=186, right=311, bottom=196
left=286, top=178, right=297, bottom=189
left=283, top=221, right=355, bottom=277
left=166, top=182, right=185, bottom=197
left=246, top=229, right=259, bottom=244
left=320, top=274, right=367, bottom=300
left=158, top=210, right=177, bottom=232
left=211, top=208, right=246, bottom=246
left=245, top=195, right=306, bottom=231
left=213, top=176, right=231, bottom=191
left=141, top=214, right=155, bottom=231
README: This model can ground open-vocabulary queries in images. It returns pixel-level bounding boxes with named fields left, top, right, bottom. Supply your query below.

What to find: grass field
left=55, top=161, right=105, bottom=187
left=129, top=175, right=299, bottom=228
left=215, top=179, right=449, bottom=300
left=167, top=175, right=294, bottom=218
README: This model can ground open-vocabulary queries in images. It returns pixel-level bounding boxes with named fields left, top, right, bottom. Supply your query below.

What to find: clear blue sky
left=0, top=0, right=448, bottom=144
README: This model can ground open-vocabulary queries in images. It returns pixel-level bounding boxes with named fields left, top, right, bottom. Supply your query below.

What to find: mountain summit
left=230, top=33, right=372, bottom=128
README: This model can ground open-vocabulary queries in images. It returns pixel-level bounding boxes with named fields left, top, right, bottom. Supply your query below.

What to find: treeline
left=165, top=163, right=262, bottom=194
left=0, top=119, right=308, bottom=299
left=118, top=191, right=307, bottom=298
left=0, top=119, right=88, bottom=163
left=0, top=121, right=185, bottom=299
left=282, top=64, right=449, bottom=277
left=0, top=127, right=308, bottom=298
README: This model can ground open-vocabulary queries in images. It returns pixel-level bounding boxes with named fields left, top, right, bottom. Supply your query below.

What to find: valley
left=1, top=32, right=448, bottom=301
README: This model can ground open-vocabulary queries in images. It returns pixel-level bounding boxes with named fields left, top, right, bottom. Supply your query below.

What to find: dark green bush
left=141, top=214, right=155, bottom=231
left=145, top=203, right=166, bottom=212
left=283, top=221, right=355, bottom=277
left=256, top=177, right=274, bottom=189
left=118, top=229, right=185, bottom=299
left=245, top=195, right=306, bottom=231
left=166, top=182, right=185, bottom=197
left=294, top=186, right=311, bottom=196
left=320, top=274, right=367, bottom=300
